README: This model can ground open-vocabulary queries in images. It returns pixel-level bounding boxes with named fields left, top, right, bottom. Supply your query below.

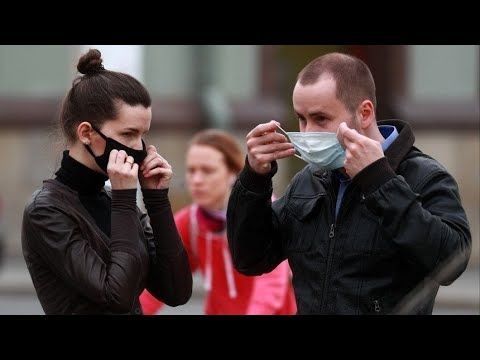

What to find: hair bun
left=77, top=48, right=104, bottom=75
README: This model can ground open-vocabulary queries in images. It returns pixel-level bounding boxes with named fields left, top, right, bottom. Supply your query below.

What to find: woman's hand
left=107, top=150, right=139, bottom=190
left=139, top=145, right=173, bottom=190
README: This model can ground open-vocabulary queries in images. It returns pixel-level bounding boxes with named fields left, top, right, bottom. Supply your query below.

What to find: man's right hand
left=246, top=120, right=297, bottom=175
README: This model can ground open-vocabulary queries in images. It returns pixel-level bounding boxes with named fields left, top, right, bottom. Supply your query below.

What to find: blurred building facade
left=0, top=45, right=478, bottom=271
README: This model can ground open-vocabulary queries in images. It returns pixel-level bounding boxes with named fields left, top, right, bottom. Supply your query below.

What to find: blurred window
left=0, top=45, right=74, bottom=97
left=144, top=45, right=196, bottom=97
left=408, top=45, right=478, bottom=101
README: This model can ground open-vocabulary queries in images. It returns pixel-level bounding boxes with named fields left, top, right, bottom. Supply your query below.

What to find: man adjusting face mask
left=276, top=124, right=345, bottom=171
left=84, top=124, right=148, bottom=173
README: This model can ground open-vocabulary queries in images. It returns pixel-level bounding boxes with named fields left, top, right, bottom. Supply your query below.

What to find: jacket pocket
left=351, top=206, right=391, bottom=254
left=289, top=194, right=324, bottom=222
left=285, top=194, right=327, bottom=256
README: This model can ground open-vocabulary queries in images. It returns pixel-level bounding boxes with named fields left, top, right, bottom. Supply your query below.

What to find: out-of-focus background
left=0, top=45, right=478, bottom=315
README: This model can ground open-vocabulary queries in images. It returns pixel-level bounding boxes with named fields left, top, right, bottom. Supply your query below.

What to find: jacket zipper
left=318, top=176, right=337, bottom=313
left=320, top=222, right=336, bottom=313
left=317, top=173, right=362, bottom=313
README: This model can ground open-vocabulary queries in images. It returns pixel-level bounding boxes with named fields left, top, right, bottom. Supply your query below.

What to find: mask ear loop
left=90, top=125, right=109, bottom=140
left=274, top=123, right=303, bottom=160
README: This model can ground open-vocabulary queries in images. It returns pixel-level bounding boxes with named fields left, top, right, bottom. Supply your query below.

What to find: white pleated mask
left=276, top=124, right=345, bottom=171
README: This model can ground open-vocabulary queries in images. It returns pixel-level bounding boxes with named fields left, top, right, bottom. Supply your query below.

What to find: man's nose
left=303, top=119, right=319, bottom=133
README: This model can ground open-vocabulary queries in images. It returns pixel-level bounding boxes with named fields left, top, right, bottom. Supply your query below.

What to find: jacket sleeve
left=23, top=190, right=144, bottom=313
left=142, top=189, right=192, bottom=306
left=139, top=208, right=196, bottom=314
left=227, top=159, right=285, bottom=276
left=355, top=157, right=471, bottom=285
left=245, top=260, right=293, bottom=315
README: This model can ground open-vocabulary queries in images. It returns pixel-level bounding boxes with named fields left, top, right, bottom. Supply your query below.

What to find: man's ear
left=357, top=100, right=375, bottom=130
left=77, top=122, right=93, bottom=145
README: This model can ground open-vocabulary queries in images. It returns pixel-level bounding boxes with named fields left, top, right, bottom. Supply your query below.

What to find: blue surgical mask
left=276, top=124, right=345, bottom=171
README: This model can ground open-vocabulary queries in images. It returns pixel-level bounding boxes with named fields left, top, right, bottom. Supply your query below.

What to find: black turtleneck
left=55, top=150, right=112, bottom=237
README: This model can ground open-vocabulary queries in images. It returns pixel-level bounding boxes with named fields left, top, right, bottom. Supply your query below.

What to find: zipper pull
left=374, top=300, right=381, bottom=313
left=329, top=224, right=335, bottom=238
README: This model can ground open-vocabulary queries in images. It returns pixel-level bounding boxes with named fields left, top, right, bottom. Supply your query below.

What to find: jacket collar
left=42, top=179, right=112, bottom=245
left=378, top=119, right=415, bottom=172
left=43, top=178, right=108, bottom=198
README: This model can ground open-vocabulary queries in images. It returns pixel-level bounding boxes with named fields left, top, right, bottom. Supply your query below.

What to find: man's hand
left=337, top=122, right=384, bottom=178
left=246, top=120, right=296, bottom=175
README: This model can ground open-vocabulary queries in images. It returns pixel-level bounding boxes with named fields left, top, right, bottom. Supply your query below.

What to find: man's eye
left=311, top=116, right=329, bottom=124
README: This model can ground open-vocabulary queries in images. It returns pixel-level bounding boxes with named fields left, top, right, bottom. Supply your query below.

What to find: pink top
left=140, top=204, right=296, bottom=315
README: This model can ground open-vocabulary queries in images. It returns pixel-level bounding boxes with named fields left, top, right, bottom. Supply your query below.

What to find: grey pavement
left=0, top=256, right=478, bottom=315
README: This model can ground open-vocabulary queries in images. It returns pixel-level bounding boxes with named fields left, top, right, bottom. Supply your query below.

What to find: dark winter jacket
left=22, top=180, right=192, bottom=315
left=227, top=120, right=471, bottom=314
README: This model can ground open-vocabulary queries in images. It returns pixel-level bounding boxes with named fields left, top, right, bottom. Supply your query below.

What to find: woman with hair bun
left=21, top=48, right=192, bottom=315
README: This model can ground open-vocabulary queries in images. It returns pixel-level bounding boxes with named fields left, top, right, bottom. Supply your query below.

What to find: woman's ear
left=77, top=122, right=93, bottom=145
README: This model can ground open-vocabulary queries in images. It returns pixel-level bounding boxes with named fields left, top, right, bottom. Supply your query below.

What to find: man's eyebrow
left=308, top=110, right=331, bottom=118
left=295, top=110, right=331, bottom=118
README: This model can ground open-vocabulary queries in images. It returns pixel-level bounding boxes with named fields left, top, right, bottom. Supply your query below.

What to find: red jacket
left=140, top=204, right=296, bottom=315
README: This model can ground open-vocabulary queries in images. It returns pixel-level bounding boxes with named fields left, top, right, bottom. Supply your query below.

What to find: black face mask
left=84, top=125, right=148, bottom=173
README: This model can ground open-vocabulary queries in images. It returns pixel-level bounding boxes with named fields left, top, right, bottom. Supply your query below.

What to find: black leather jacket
left=227, top=120, right=471, bottom=314
left=22, top=180, right=192, bottom=315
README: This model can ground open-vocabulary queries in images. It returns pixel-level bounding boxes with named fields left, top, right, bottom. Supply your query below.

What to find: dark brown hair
left=189, top=129, right=244, bottom=174
left=297, top=52, right=376, bottom=114
left=59, top=48, right=152, bottom=144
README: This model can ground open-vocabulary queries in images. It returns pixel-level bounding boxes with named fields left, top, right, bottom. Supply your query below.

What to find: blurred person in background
left=21, top=48, right=192, bottom=315
left=227, top=52, right=471, bottom=314
left=140, top=129, right=296, bottom=315
left=0, top=196, right=4, bottom=269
